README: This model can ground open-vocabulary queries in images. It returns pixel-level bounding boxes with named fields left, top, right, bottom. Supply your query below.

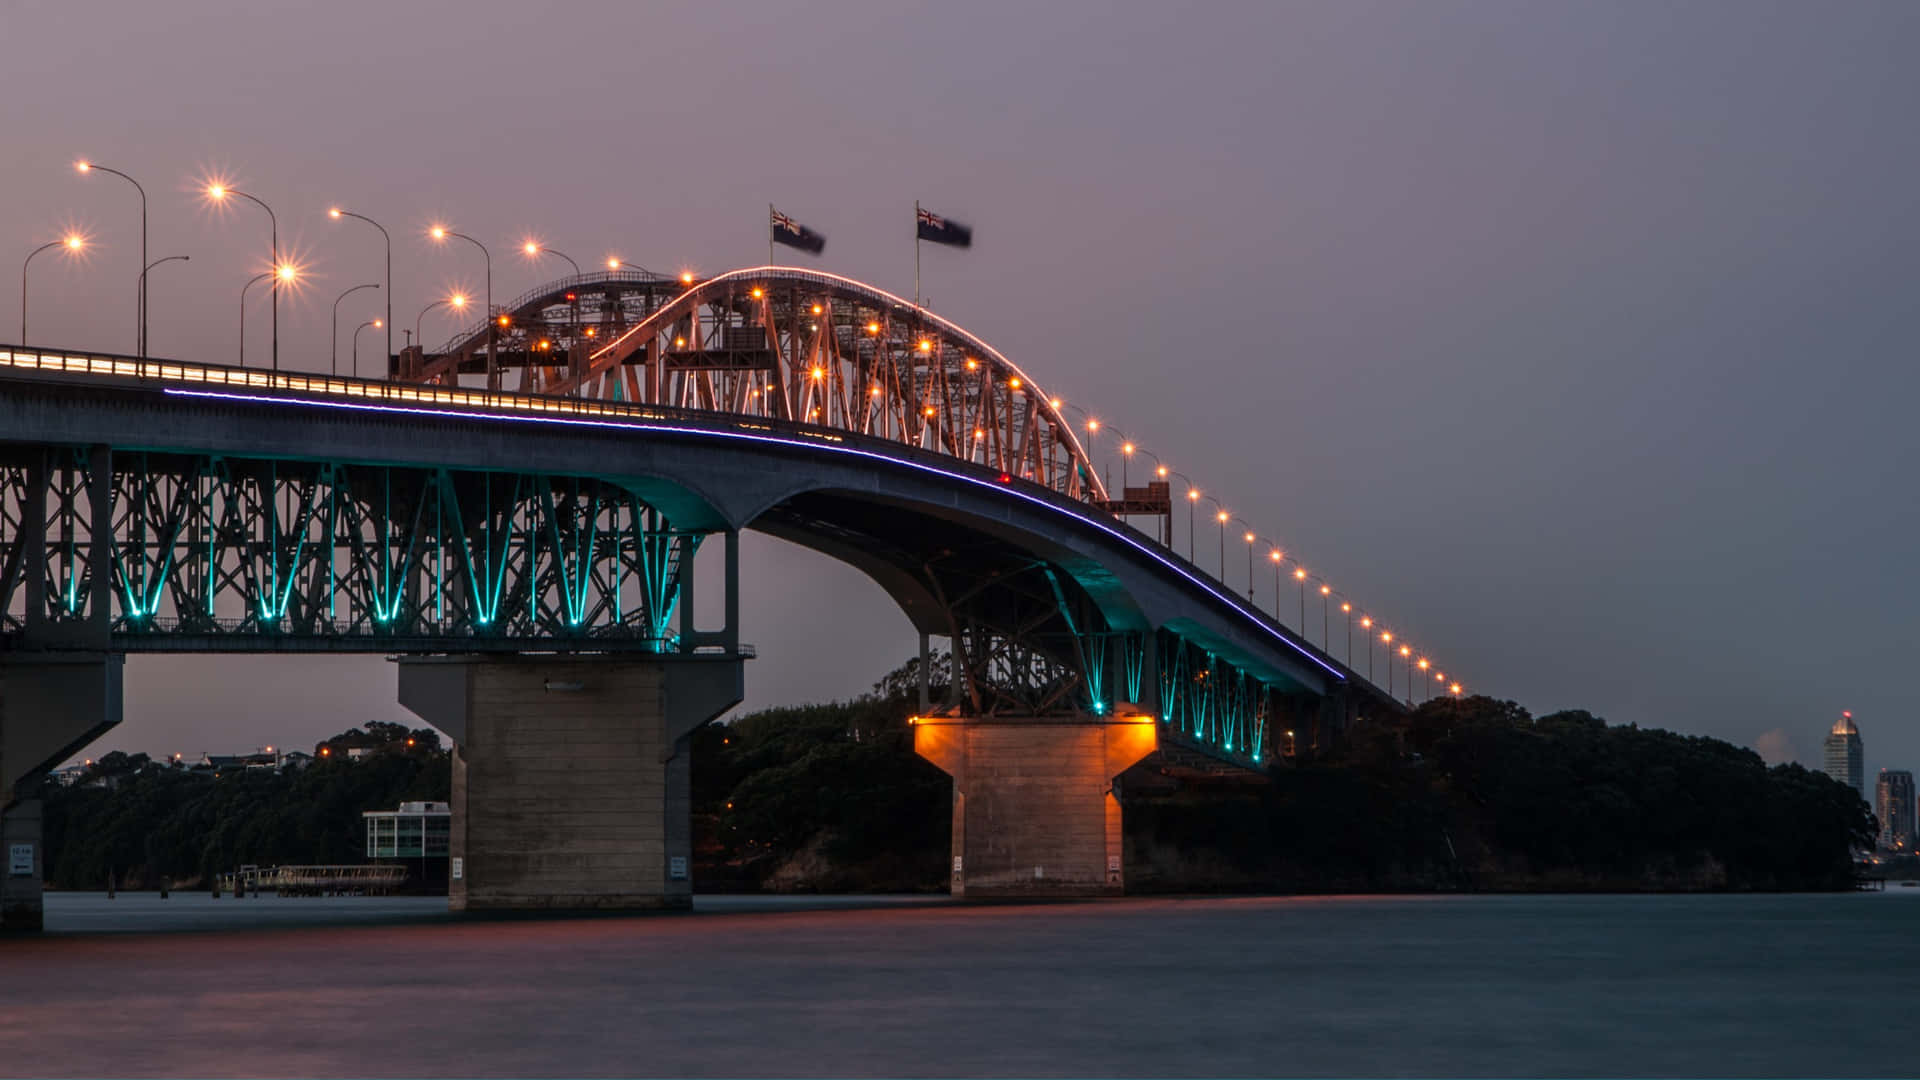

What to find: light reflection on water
left=15, top=891, right=1916, bottom=1078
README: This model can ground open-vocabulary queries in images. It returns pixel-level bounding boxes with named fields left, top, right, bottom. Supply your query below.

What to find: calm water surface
left=4, top=890, right=1914, bottom=1077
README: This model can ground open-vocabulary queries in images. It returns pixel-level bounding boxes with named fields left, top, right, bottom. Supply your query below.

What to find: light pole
left=1361, top=617, right=1374, bottom=681
left=1184, top=486, right=1199, bottom=562
left=207, top=184, right=281, bottom=371
left=415, top=294, right=467, bottom=354
left=1268, top=549, right=1284, bottom=618
left=1341, top=602, right=1353, bottom=666
left=430, top=226, right=492, bottom=385
left=605, top=256, right=659, bottom=276
left=1321, top=584, right=1331, bottom=649
left=1214, top=508, right=1228, bottom=583
left=525, top=241, right=581, bottom=379
left=330, top=208, right=392, bottom=380
left=139, top=255, right=189, bottom=353
left=351, top=318, right=383, bottom=379
left=1399, top=645, right=1412, bottom=704
left=1242, top=529, right=1256, bottom=602
left=239, top=271, right=271, bottom=367
left=1294, top=567, right=1308, bottom=631
left=1381, top=631, right=1395, bottom=695
left=331, top=283, right=380, bottom=376
left=21, top=233, right=86, bottom=345
left=75, top=161, right=145, bottom=355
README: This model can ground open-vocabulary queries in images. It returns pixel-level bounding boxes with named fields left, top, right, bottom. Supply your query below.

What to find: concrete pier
left=398, top=655, right=742, bottom=913
left=0, top=653, right=124, bottom=933
left=912, top=715, right=1158, bottom=897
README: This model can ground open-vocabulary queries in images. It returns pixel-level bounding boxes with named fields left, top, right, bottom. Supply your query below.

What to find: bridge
left=0, top=266, right=1434, bottom=931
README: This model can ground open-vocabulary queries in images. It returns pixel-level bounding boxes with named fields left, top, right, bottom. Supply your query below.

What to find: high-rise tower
left=1824, top=711, right=1864, bottom=800
left=1877, top=770, right=1914, bottom=852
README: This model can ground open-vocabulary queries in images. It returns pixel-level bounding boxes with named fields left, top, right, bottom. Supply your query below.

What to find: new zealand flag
left=916, top=206, right=973, bottom=248
left=770, top=207, right=826, bottom=255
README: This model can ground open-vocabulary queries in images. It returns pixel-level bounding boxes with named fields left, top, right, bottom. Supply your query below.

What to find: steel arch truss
left=402, top=267, right=1104, bottom=501
left=0, top=448, right=707, bottom=652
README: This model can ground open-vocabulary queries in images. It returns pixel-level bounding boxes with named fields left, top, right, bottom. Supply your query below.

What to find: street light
left=20, top=232, right=87, bottom=345
left=415, top=293, right=468, bottom=353
left=1184, top=486, right=1199, bottom=561
left=206, top=183, right=282, bottom=370
left=1321, top=584, right=1332, bottom=649
left=606, top=256, right=658, bottom=275
left=329, top=208, right=392, bottom=382
left=1294, top=566, right=1308, bottom=632
left=238, top=271, right=272, bottom=367
left=429, top=226, right=492, bottom=385
left=524, top=241, right=582, bottom=377
left=351, top=318, right=383, bottom=379
left=1341, top=602, right=1353, bottom=666
left=1214, top=508, right=1229, bottom=582
left=1269, top=549, right=1284, bottom=617
left=75, top=161, right=146, bottom=355
left=139, top=255, right=189, bottom=353
left=1360, top=616, right=1374, bottom=681
left=330, top=283, right=380, bottom=376
left=523, top=240, right=580, bottom=276
left=1243, top=530, right=1256, bottom=602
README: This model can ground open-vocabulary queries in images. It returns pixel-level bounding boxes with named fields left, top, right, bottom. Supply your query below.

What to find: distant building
left=364, top=801, right=452, bottom=860
left=1878, top=770, right=1915, bottom=852
left=1825, top=712, right=1864, bottom=800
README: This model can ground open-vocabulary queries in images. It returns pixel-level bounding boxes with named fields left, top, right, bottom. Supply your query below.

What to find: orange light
left=584, top=326, right=594, bottom=337
left=275, top=263, right=297, bottom=282
left=75, top=161, right=91, bottom=173
left=1381, top=631, right=1392, bottom=643
left=750, top=287, right=764, bottom=299
left=449, top=293, right=468, bottom=309
left=1086, top=417, right=1099, bottom=432
left=965, top=358, right=978, bottom=370
left=811, top=304, right=822, bottom=315
left=1400, top=645, right=1411, bottom=657
left=1123, top=442, right=1135, bottom=455
left=207, top=183, right=227, bottom=200
left=522, top=241, right=540, bottom=257
left=973, top=428, right=985, bottom=439
left=607, top=257, right=621, bottom=270
left=1451, top=683, right=1462, bottom=695
left=869, top=386, right=882, bottom=397
left=497, top=315, right=510, bottom=326
left=679, top=271, right=695, bottom=285
left=674, top=336, right=685, bottom=347
left=1341, top=602, right=1351, bottom=613
left=1216, top=510, right=1229, bottom=523
left=1269, top=550, right=1282, bottom=562
left=372, top=319, right=383, bottom=328
left=1361, top=616, right=1372, bottom=628
left=867, top=321, right=881, bottom=334
left=1187, top=488, right=1199, bottom=501
left=328, top=208, right=342, bottom=219
left=1294, top=567, right=1307, bottom=580
left=429, top=225, right=447, bottom=240
left=919, top=340, right=934, bottom=353
left=1009, top=378, right=1022, bottom=390
left=538, top=339, right=551, bottom=349
left=1321, top=585, right=1331, bottom=596
left=63, top=233, right=84, bottom=251
left=1243, top=531, right=1255, bottom=543
left=1156, top=465, right=1168, bottom=477
left=1050, top=397, right=1062, bottom=409
left=923, top=406, right=936, bottom=417
left=810, top=367, right=824, bottom=380
left=1418, top=658, right=1429, bottom=670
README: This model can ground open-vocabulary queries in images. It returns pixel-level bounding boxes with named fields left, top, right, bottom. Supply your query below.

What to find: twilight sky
left=5, top=1, right=1917, bottom=775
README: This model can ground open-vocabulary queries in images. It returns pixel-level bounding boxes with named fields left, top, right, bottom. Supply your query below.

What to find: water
left=5, top=891, right=1915, bottom=1077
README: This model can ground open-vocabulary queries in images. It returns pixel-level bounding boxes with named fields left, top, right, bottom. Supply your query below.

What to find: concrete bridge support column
left=913, top=716, right=1158, bottom=897
left=0, top=653, right=124, bottom=933
left=397, top=655, right=742, bottom=913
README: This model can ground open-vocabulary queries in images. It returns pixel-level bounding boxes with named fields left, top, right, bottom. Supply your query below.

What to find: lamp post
left=331, top=283, right=380, bottom=376
left=139, top=255, right=189, bottom=353
left=1294, top=567, right=1308, bottom=631
left=1243, top=530, right=1256, bottom=602
left=1214, top=508, right=1228, bottom=583
left=351, top=318, right=383, bottom=379
left=239, top=271, right=271, bottom=367
left=1361, top=617, right=1374, bottom=681
left=1321, top=584, right=1331, bottom=649
left=329, top=208, right=392, bottom=380
left=206, top=184, right=281, bottom=370
left=20, top=233, right=86, bottom=345
left=605, top=256, right=659, bottom=276
left=524, top=241, right=581, bottom=380
left=1268, top=549, right=1284, bottom=619
left=429, top=227, right=492, bottom=385
left=1184, top=486, right=1199, bottom=562
left=75, top=161, right=145, bottom=355
left=1341, top=602, right=1353, bottom=666
left=415, top=294, right=467, bottom=354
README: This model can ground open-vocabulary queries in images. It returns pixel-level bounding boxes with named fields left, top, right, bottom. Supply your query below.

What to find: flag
left=916, top=206, right=973, bottom=248
left=770, top=206, right=826, bottom=255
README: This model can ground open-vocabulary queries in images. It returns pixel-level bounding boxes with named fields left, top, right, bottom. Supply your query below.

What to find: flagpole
left=769, top=203, right=775, bottom=266
left=914, top=200, right=922, bottom=308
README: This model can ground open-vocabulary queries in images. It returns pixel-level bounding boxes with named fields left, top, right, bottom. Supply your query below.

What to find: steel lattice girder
left=0, top=448, right=703, bottom=652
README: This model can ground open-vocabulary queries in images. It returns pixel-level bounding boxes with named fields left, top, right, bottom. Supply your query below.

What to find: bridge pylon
left=911, top=712, right=1159, bottom=897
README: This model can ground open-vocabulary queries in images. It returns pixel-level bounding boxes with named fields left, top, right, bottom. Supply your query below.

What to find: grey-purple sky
left=6, top=0, right=1917, bottom=775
